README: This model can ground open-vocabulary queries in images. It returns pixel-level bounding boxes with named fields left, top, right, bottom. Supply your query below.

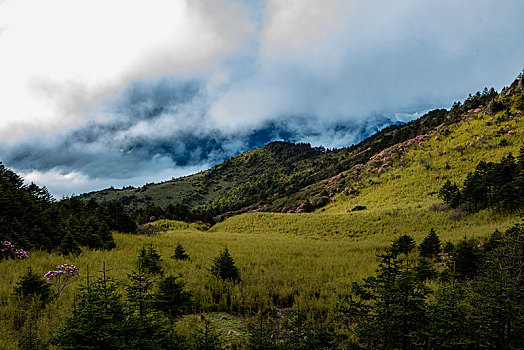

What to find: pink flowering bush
left=1, top=241, right=27, bottom=260
left=44, top=264, right=80, bottom=296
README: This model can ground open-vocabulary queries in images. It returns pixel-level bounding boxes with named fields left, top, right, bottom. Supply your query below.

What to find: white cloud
left=0, top=0, right=254, bottom=137
left=1, top=0, right=523, bottom=197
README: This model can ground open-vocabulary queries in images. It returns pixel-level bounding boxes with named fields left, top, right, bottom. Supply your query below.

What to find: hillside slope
left=82, top=73, right=524, bottom=225
left=212, top=74, right=524, bottom=241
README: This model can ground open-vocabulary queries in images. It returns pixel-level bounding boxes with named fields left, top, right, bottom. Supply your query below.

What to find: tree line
left=0, top=162, right=135, bottom=253
left=438, top=146, right=524, bottom=212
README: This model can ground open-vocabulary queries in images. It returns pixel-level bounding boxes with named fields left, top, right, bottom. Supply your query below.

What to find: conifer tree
left=453, top=238, right=484, bottom=279
left=59, top=232, right=81, bottom=256
left=415, top=280, right=474, bottom=348
left=13, top=268, right=53, bottom=307
left=247, top=313, right=280, bottom=350
left=391, top=235, right=416, bottom=255
left=137, top=243, right=163, bottom=275
left=347, top=248, right=430, bottom=349
left=210, top=247, right=241, bottom=283
left=126, top=267, right=153, bottom=319
left=153, top=275, right=192, bottom=321
left=172, top=242, right=190, bottom=261
left=55, top=268, right=127, bottom=349
left=419, top=229, right=442, bottom=258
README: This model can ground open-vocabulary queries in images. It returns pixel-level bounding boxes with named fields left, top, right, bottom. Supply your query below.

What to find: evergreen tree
left=391, top=235, right=416, bottom=255
left=247, top=313, right=280, bottom=350
left=347, top=249, right=430, bottom=349
left=438, top=180, right=460, bottom=208
left=126, top=267, right=153, bottom=319
left=190, top=318, right=223, bottom=350
left=59, top=232, right=81, bottom=256
left=137, top=243, right=163, bottom=275
left=414, top=257, right=436, bottom=282
left=55, top=269, right=127, bottom=349
left=13, top=268, right=53, bottom=307
left=153, top=275, right=192, bottom=321
left=443, top=241, right=455, bottom=255
left=172, top=242, right=190, bottom=261
left=469, top=223, right=524, bottom=348
left=415, top=281, right=475, bottom=349
left=281, top=308, right=337, bottom=349
left=453, top=238, right=484, bottom=279
left=210, top=247, right=241, bottom=283
left=418, top=229, right=442, bottom=258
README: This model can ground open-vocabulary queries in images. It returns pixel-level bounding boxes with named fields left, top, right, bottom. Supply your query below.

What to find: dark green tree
left=13, top=268, right=53, bottom=307
left=391, top=235, right=416, bottom=255
left=453, top=238, right=484, bottom=279
left=281, top=308, right=337, bottom=349
left=126, top=267, right=153, bottom=319
left=247, top=313, right=280, bottom=350
left=346, top=249, right=430, bottom=350
left=55, top=268, right=127, bottom=349
left=59, top=232, right=81, bottom=256
left=210, top=247, right=241, bottom=283
left=415, top=281, right=475, bottom=349
left=438, top=180, right=460, bottom=208
left=153, top=275, right=192, bottom=321
left=137, top=243, right=163, bottom=275
left=414, top=257, right=436, bottom=282
left=469, top=223, right=524, bottom=348
left=443, top=241, right=455, bottom=255
left=418, top=229, right=442, bottom=258
left=172, top=242, right=190, bottom=261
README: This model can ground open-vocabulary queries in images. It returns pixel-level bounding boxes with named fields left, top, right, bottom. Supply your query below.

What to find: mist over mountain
left=0, top=0, right=523, bottom=197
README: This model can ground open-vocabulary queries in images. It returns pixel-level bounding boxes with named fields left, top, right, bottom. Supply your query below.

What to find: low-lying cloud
left=0, top=0, right=523, bottom=197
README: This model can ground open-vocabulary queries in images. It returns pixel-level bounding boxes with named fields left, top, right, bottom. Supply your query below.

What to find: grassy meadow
left=1, top=91, right=523, bottom=348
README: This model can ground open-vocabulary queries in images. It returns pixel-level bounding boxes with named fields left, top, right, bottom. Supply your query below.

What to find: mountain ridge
left=80, top=72, right=524, bottom=223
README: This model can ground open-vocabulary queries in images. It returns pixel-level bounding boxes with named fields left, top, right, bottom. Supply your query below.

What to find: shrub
left=44, top=264, right=80, bottom=297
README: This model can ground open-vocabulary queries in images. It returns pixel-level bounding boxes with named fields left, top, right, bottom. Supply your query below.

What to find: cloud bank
left=0, top=0, right=523, bottom=197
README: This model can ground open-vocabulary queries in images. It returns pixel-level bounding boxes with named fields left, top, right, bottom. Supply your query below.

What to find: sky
left=0, top=0, right=523, bottom=198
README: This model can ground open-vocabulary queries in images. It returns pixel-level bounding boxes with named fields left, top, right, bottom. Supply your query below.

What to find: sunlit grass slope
left=1, top=224, right=381, bottom=349
left=212, top=87, right=523, bottom=244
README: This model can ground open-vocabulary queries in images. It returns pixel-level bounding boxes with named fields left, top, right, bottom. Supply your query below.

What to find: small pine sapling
left=136, top=243, right=163, bottom=275
left=13, top=268, right=54, bottom=306
left=210, top=247, right=241, bottom=283
left=419, top=229, right=442, bottom=259
left=172, top=242, right=190, bottom=261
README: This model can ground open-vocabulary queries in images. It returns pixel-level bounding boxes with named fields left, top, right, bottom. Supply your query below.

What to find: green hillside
left=1, top=73, right=523, bottom=349
left=83, top=74, right=523, bottom=227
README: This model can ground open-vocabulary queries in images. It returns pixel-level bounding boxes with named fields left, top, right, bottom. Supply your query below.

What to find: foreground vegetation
left=1, top=216, right=523, bottom=349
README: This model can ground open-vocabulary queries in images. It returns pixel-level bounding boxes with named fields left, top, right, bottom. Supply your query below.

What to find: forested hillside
left=0, top=164, right=135, bottom=252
